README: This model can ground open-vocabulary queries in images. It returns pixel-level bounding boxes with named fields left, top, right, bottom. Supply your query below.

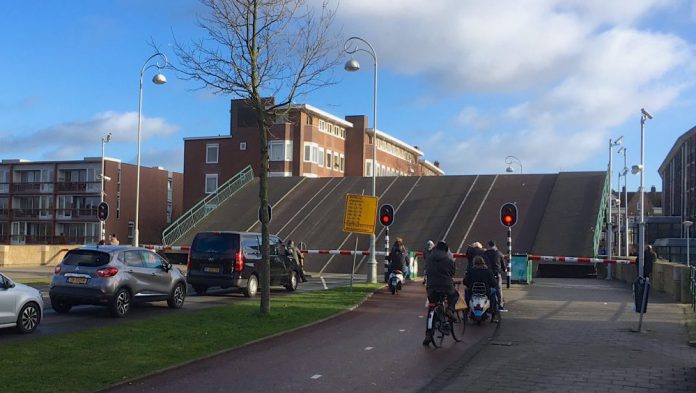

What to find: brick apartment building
left=183, top=98, right=443, bottom=209
left=0, top=158, right=183, bottom=245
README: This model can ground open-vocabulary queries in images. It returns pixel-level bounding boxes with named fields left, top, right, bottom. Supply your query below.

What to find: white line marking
left=418, top=315, right=424, bottom=318
left=399, top=329, right=406, bottom=332
left=311, top=374, right=322, bottom=380
left=320, top=276, right=328, bottom=290
left=364, top=347, right=374, bottom=350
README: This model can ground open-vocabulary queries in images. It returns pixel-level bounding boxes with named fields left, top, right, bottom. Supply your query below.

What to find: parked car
left=0, top=272, right=43, bottom=334
left=49, top=246, right=187, bottom=318
left=187, top=231, right=301, bottom=296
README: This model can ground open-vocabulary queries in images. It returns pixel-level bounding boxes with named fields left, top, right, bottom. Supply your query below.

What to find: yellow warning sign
left=343, top=194, right=379, bottom=235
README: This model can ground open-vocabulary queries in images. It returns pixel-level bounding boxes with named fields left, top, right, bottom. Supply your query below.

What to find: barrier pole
left=636, top=277, right=650, bottom=332
left=507, top=227, right=512, bottom=289
left=350, top=234, right=358, bottom=292
left=384, top=227, right=390, bottom=283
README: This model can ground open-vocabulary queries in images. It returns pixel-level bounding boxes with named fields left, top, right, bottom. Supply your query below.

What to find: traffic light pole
left=507, top=226, right=512, bottom=289
left=384, top=227, right=390, bottom=283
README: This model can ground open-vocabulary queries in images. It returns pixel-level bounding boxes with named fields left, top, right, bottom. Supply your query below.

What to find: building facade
left=0, top=158, right=183, bottom=245
left=183, top=98, right=444, bottom=209
left=659, top=124, right=696, bottom=236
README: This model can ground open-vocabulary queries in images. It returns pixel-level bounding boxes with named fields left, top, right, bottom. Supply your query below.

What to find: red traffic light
left=97, top=202, right=109, bottom=221
left=379, top=204, right=394, bottom=227
left=500, top=203, right=517, bottom=227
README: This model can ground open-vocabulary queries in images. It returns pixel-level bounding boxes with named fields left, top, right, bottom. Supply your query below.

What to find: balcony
left=0, top=208, right=10, bottom=219
left=56, top=181, right=100, bottom=193
left=12, top=182, right=54, bottom=194
left=0, top=183, right=8, bottom=193
left=11, top=208, right=53, bottom=220
left=1, top=234, right=99, bottom=245
left=55, top=208, right=98, bottom=220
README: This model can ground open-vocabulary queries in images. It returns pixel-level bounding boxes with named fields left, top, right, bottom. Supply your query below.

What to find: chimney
left=650, top=185, right=656, bottom=194
left=434, top=160, right=440, bottom=168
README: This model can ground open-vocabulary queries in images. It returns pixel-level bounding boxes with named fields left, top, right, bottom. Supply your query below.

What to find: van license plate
left=204, top=267, right=220, bottom=273
left=67, top=277, right=88, bottom=284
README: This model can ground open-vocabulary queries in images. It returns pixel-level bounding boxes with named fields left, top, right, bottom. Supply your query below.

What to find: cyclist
left=483, top=240, right=506, bottom=310
left=463, top=255, right=499, bottom=322
left=423, top=240, right=459, bottom=345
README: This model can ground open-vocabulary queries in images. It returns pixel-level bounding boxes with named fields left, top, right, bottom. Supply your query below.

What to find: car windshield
left=191, top=233, right=239, bottom=258
left=61, top=250, right=112, bottom=267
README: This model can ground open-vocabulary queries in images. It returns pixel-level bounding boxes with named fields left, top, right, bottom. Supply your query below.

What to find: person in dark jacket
left=286, top=240, right=308, bottom=282
left=465, top=242, right=485, bottom=275
left=423, top=241, right=459, bottom=345
left=422, top=240, right=435, bottom=286
left=463, top=256, right=499, bottom=322
left=388, top=238, right=407, bottom=275
left=643, top=245, right=657, bottom=279
left=483, top=240, right=506, bottom=309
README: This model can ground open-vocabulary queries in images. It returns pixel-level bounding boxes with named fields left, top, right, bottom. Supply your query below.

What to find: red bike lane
left=103, top=282, right=496, bottom=393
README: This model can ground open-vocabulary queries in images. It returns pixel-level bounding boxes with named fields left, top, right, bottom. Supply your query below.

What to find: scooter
left=467, top=282, right=493, bottom=325
left=388, top=270, right=404, bottom=295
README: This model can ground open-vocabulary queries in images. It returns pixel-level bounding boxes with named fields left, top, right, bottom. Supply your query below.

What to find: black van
left=187, top=231, right=301, bottom=296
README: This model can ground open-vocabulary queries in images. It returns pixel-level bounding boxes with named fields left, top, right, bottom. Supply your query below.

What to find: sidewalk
left=436, top=278, right=696, bottom=392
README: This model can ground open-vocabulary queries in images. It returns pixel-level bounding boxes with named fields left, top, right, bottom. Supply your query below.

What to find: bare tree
left=172, top=0, right=340, bottom=314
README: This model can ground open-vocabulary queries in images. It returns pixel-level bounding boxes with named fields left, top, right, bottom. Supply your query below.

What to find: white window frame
left=205, top=174, right=218, bottom=194
left=319, top=120, right=326, bottom=131
left=269, top=141, right=285, bottom=162
left=303, top=142, right=318, bottom=163
left=239, top=142, right=247, bottom=151
left=333, top=152, right=340, bottom=171
left=317, top=147, right=325, bottom=167
left=326, top=149, right=332, bottom=170
left=365, top=160, right=373, bottom=177
left=285, top=141, right=293, bottom=161
left=206, top=143, right=219, bottom=164
left=340, top=154, right=345, bottom=172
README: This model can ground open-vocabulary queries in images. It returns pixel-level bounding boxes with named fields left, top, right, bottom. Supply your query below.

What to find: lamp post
left=344, top=36, right=378, bottom=283
left=505, top=155, right=523, bottom=174
left=684, top=221, right=693, bottom=268
left=135, top=52, right=168, bottom=247
left=618, top=147, right=629, bottom=256
left=100, top=132, right=112, bottom=243
left=606, top=136, right=623, bottom=279
left=638, top=109, right=652, bottom=278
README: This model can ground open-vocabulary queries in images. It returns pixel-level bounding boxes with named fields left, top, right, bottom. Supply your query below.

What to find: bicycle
left=424, top=293, right=462, bottom=348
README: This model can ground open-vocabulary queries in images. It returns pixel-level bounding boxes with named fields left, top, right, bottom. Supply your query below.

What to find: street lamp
left=100, top=132, right=112, bottom=243
left=344, top=36, right=378, bottom=283
left=618, top=147, right=629, bottom=257
left=135, top=52, right=168, bottom=247
left=638, top=108, right=652, bottom=278
left=684, top=221, right=693, bottom=268
left=505, top=155, right=523, bottom=174
left=606, top=136, right=623, bottom=279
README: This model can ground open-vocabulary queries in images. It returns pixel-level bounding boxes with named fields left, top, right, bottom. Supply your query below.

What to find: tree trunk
left=257, top=105, right=271, bottom=315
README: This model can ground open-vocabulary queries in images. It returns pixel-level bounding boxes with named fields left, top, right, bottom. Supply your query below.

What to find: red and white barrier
left=143, top=245, right=190, bottom=252
left=527, top=255, right=635, bottom=265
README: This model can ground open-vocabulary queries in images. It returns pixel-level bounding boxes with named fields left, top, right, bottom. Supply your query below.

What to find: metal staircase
left=161, top=165, right=254, bottom=245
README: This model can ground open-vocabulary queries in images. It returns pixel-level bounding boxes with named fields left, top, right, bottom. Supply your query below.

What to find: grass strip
left=15, top=277, right=52, bottom=285
left=0, top=284, right=379, bottom=393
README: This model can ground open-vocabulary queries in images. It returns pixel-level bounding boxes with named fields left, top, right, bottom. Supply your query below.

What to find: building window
left=333, top=152, right=340, bottom=171
left=269, top=141, right=285, bottom=162
left=240, top=142, right=247, bottom=151
left=303, top=142, right=319, bottom=163
left=318, top=147, right=324, bottom=167
left=205, top=174, right=218, bottom=194
left=326, top=150, right=332, bottom=170
left=365, top=160, right=373, bottom=177
left=319, top=120, right=326, bottom=131
left=340, top=154, right=345, bottom=172
left=285, top=141, right=293, bottom=161
left=206, top=144, right=219, bottom=164
left=128, top=221, right=134, bottom=241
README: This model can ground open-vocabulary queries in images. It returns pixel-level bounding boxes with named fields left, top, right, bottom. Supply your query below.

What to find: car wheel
left=50, top=298, right=72, bottom=314
left=285, top=270, right=298, bottom=292
left=167, top=282, right=186, bottom=309
left=16, top=302, right=41, bottom=334
left=110, top=288, right=131, bottom=318
left=193, top=285, right=207, bottom=295
left=244, top=274, right=258, bottom=297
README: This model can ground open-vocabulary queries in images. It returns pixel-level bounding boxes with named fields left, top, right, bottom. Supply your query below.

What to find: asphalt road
left=0, top=271, right=361, bottom=342
left=102, top=282, right=496, bottom=393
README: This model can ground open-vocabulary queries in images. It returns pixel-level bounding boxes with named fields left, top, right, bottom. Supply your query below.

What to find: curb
left=97, top=286, right=383, bottom=392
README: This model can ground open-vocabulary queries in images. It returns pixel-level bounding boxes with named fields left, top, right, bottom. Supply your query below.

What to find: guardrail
left=161, top=165, right=254, bottom=246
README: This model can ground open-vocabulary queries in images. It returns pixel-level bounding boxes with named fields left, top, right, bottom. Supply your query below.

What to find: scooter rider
left=423, top=241, right=459, bottom=345
left=463, top=256, right=499, bottom=322
left=483, top=240, right=506, bottom=310
left=388, top=238, right=407, bottom=277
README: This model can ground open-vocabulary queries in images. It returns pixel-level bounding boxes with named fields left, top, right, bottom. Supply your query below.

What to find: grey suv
left=49, top=246, right=187, bottom=318
left=187, top=231, right=302, bottom=296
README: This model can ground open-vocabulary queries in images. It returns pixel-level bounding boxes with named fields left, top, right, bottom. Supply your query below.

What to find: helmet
left=426, top=240, right=434, bottom=249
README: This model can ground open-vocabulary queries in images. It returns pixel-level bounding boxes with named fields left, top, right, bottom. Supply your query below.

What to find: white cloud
left=332, top=0, right=695, bottom=174
left=0, top=111, right=180, bottom=158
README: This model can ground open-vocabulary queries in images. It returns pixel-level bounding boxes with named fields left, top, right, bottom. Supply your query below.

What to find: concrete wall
left=606, top=259, right=692, bottom=303
left=0, top=245, right=79, bottom=267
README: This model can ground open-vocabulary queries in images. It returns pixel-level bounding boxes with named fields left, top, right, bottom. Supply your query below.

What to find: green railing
left=162, top=165, right=254, bottom=245
left=690, top=266, right=696, bottom=312
left=592, top=171, right=610, bottom=256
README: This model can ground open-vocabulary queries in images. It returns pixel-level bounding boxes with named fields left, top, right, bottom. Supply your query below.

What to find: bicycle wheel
left=460, top=310, right=468, bottom=335
left=431, top=309, right=445, bottom=348
left=450, top=313, right=462, bottom=342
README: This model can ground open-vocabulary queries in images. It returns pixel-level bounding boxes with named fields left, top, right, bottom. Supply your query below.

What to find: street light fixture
left=344, top=36, right=378, bottom=283
left=505, top=155, right=523, bottom=174
left=606, top=136, right=623, bottom=279
left=135, top=52, right=168, bottom=247
left=100, top=132, right=112, bottom=243
left=684, top=221, right=693, bottom=268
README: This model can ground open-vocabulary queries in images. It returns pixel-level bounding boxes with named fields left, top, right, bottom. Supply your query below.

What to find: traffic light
left=97, top=202, right=109, bottom=221
left=500, top=202, right=517, bottom=227
left=379, top=204, right=395, bottom=227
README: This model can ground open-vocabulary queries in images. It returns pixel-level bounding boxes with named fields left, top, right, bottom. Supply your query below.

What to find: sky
left=2, top=0, right=696, bottom=192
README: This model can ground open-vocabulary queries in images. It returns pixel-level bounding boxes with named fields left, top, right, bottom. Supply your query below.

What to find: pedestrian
left=483, top=240, right=506, bottom=310
left=287, top=240, right=308, bottom=282
left=643, top=245, right=657, bottom=279
left=109, top=233, right=119, bottom=245
left=465, top=241, right=485, bottom=274
left=422, top=240, right=435, bottom=285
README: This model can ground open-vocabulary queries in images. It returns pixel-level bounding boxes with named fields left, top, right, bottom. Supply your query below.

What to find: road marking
left=320, top=276, right=328, bottom=289
left=311, top=374, right=322, bottom=380
left=364, top=347, right=374, bottom=350
left=399, top=329, right=405, bottom=332
left=418, top=315, right=424, bottom=318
